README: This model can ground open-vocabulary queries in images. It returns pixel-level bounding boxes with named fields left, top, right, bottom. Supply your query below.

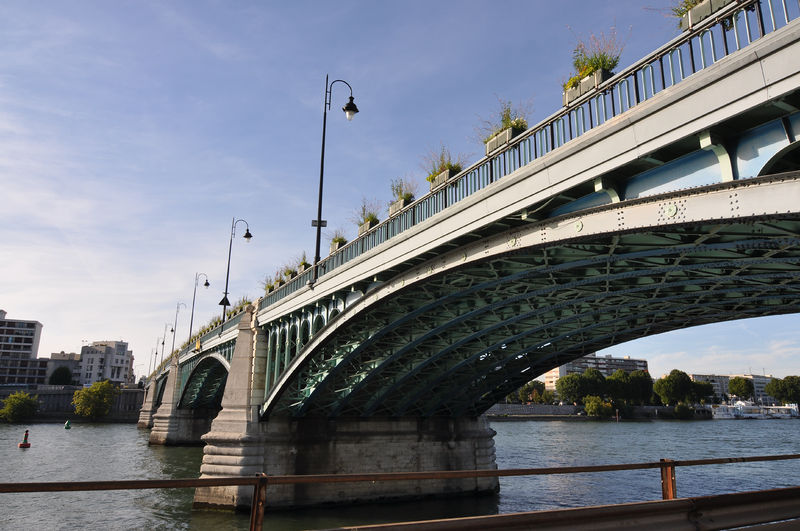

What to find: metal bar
left=660, top=458, right=677, bottom=500
left=329, top=487, right=800, bottom=530
left=4, top=454, right=800, bottom=494
left=249, top=473, right=267, bottom=531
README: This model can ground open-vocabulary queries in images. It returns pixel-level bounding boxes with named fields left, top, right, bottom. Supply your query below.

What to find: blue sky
left=2, top=0, right=798, bottom=380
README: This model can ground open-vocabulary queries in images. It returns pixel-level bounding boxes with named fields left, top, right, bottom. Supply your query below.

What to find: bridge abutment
left=136, top=382, right=157, bottom=429
left=193, top=305, right=498, bottom=509
left=149, top=355, right=218, bottom=445
left=195, top=415, right=498, bottom=510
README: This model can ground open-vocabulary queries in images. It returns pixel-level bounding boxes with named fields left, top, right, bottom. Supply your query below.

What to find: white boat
left=712, top=401, right=799, bottom=419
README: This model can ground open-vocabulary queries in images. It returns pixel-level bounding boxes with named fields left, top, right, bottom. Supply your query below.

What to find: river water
left=1, top=419, right=799, bottom=530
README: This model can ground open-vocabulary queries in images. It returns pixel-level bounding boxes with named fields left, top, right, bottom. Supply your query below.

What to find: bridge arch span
left=262, top=174, right=800, bottom=420
left=177, top=354, right=229, bottom=409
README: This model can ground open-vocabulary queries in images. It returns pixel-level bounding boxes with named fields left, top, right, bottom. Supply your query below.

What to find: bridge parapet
left=257, top=0, right=799, bottom=314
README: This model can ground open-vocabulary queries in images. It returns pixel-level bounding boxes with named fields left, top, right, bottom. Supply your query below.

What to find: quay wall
left=0, top=386, right=144, bottom=422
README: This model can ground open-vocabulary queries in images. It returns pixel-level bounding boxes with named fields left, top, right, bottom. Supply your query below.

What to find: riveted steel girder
left=262, top=174, right=800, bottom=419
left=178, top=356, right=229, bottom=409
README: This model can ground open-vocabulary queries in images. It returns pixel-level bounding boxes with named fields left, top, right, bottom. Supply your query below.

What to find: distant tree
left=653, top=370, right=693, bottom=405
left=556, top=373, right=585, bottom=404
left=606, top=370, right=631, bottom=403
left=72, top=380, right=119, bottom=419
left=628, top=370, right=654, bottom=405
left=582, top=369, right=606, bottom=398
left=691, top=381, right=714, bottom=404
left=530, top=389, right=556, bottom=404
left=766, top=376, right=800, bottom=404
left=0, top=391, right=39, bottom=422
left=728, top=377, right=754, bottom=400
left=48, top=366, right=73, bottom=385
left=584, top=395, right=614, bottom=417
left=517, top=380, right=545, bottom=403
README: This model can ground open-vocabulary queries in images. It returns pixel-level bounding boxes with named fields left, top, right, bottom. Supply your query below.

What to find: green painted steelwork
left=265, top=205, right=800, bottom=419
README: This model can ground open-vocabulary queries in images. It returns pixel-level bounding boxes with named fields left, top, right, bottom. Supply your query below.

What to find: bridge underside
left=268, top=205, right=800, bottom=419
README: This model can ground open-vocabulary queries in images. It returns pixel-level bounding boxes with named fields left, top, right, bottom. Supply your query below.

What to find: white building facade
left=79, top=341, right=135, bottom=386
left=0, top=310, right=47, bottom=386
left=544, top=353, right=649, bottom=391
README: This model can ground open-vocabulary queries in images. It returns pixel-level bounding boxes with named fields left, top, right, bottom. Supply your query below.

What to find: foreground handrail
left=2, top=453, right=800, bottom=530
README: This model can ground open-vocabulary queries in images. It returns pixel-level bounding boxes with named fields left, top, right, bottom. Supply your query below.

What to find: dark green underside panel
left=268, top=216, right=800, bottom=419
left=178, top=357, right=228, bottom=410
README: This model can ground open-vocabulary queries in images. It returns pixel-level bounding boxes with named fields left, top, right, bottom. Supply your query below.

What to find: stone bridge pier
left=148, top=355, right=219, bottom=445
left=192, top=306, right=499, bottom=510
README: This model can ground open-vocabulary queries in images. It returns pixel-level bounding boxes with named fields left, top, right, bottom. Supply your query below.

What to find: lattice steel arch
left=262, top=174, right=800, bottom=420
left=178, top=354, right=230, bottom=409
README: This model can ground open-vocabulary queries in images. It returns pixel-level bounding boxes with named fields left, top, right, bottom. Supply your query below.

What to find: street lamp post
left=188, top=272, right=209, bottom=344
left=159, top=323, right=168, bottom=365
left=219, top=217, right=252, bottom=321
left=311, top=74, right=359, bottom=285
left=170, top=302, right=187, bottom=356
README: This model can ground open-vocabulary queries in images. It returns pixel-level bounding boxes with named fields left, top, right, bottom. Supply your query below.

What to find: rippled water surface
left=1, top=419, right=798, bottom=529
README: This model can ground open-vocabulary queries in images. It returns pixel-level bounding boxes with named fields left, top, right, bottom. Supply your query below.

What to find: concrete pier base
left=148, top=354, right=220, bottom=445
left=137, top=382, right=157, bottom=429
left=191, top=304, right=498, bottom=509
left=194, top=415, right=499, bottom=509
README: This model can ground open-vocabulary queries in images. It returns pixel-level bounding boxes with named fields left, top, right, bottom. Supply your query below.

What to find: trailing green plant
left=479, top=98, right=530, bottom=144
left=422, top=145, right=465, bottom=183
left=390, top=178, right=416, bottom=202
left=562, top=28, right=623, bottom=91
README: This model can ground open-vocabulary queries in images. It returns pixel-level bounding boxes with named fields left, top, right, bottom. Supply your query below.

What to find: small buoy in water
left=18, top=429, right=30, bottom=449
left=64, top=420, right=71, bottom=430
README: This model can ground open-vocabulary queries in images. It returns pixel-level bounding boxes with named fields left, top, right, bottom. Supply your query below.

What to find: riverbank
left=0, top=386, right=143, bottom=423
left=486, top=403, right=712, bottom=420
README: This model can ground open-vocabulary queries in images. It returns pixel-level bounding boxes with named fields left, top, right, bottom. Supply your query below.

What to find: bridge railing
left=257, top=0, right=799, bottom=316
left=2, top=452, right=800, bottom=530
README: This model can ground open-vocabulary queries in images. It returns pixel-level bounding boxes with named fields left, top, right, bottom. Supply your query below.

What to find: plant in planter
left=261, top=273, right=276, bottom=293
left=423, top=145, right=465, bottom=190
left=282, top=264, right=298, bottom=280
left=296, top=252, right=311, bottom=273
left=353, top=197, right=381, bottom=236
left=388, top=178, right=417, bottom=216
left=480, top=98, right=530, bottom=155
left=673, top=0, right=739, bottom=31
left=329, top=229, right=348, bottom=254
left=562, top=28, right=623, bottom=106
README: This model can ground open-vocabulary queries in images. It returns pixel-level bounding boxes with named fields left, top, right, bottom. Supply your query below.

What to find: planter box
left=485, top=126, right=525, bottom=155
left=388, top=197, right=411, bottom=217
left=429, top=168, right=453, bottom=191
left=274, top=278, right=285, bottom=287
left=562, top=69, right=613, bottom=106
left=330, top=239, right=346, bottom=254
left=680, top=0, right=736, bottom=30
left=358, top=219, right=378, bottom=236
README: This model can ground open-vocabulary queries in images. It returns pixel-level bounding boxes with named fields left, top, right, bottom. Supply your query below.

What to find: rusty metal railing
left=1, top=453, right=800, bottom=530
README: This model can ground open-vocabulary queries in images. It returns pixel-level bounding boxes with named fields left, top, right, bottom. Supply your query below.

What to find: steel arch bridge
left=262, top=174, right=800, bottom=419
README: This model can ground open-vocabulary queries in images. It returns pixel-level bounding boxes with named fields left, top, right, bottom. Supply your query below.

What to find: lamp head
left=203, top=279, right=210, bottom=288
left=243, top=228, right=253, bottom=242
left=342, top=96, right=359, bottom=121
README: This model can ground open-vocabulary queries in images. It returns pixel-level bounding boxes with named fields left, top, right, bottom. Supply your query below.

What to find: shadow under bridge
left=262, top=173, right=800, bottom=420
